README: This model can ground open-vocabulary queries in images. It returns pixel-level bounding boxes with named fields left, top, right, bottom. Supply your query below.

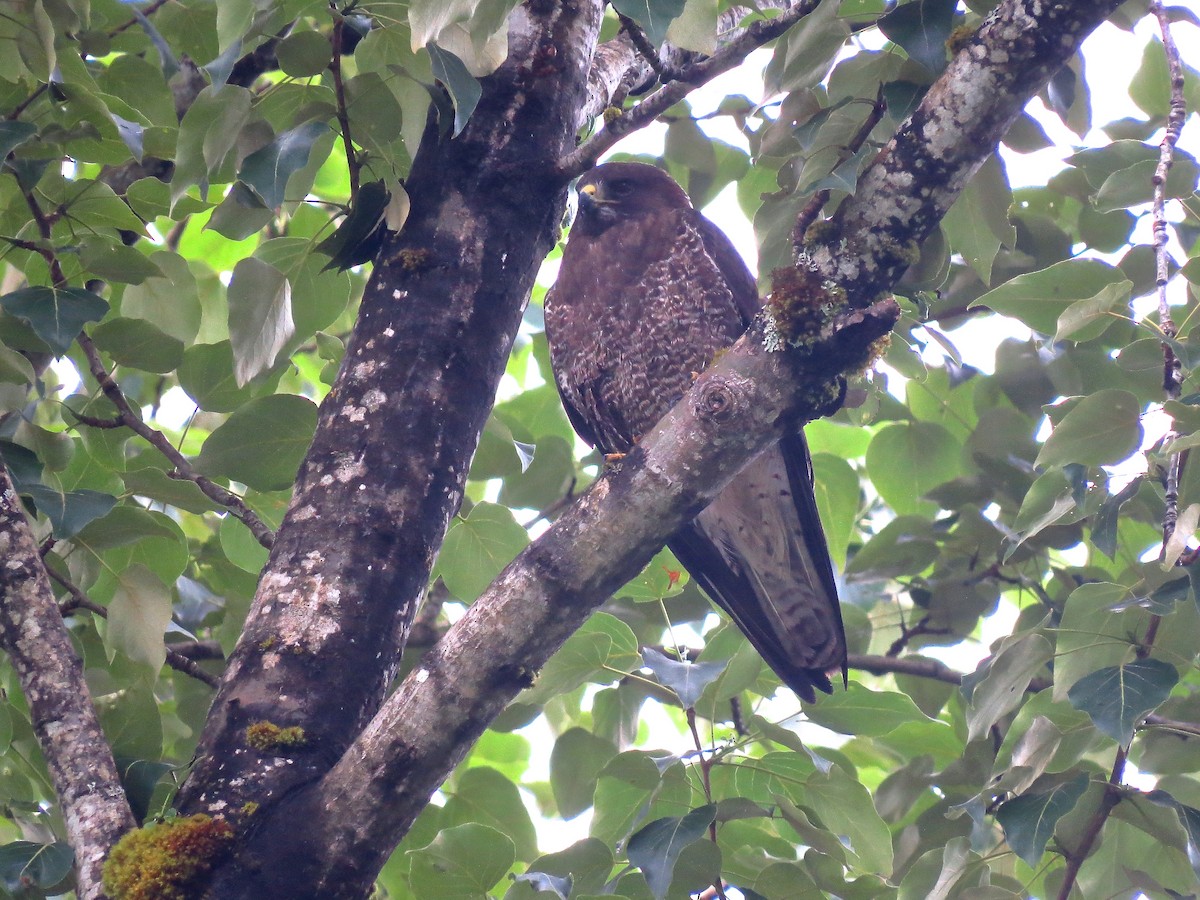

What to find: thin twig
left=791, top=89, right=888, bottom=256
left=684, top=706, right=728, bottom=900
left=616, top=13, right=675, bottom=83
left=556, top=0, right=820, bottom=179
left=330, top=12, right=360, bottom=201
left=76, top=334, right=276, bottom=549
left=1055, top=18, right=1188, bottom=883
left=1055, top=748, right=1127, bottom=900
left=48, top=563, right=220, bottom=688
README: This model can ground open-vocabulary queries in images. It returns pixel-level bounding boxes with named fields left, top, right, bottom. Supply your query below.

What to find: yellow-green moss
left=245, top=720, right=307, bottom=752
left=803, top=218, right=840, bottom=246
left=947, top=23, right=977, bottom=55
left=395, top=247, right=431, bottom=272
left=602, top=105, right=623, bottom=125
left=763, top=266, right=839, bottom=350
left=102, top=814, right=234, bottom=900
left=240, top=801, right=259, bottom=817
left=257, top=636, right=276, bottom=651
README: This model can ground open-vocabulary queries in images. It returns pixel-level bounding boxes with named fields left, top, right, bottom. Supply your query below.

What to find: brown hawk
left=544, top=161, right=846, bottom=701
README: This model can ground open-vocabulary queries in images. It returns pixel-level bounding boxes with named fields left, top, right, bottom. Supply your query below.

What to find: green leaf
left=964, top=632, right=1054, bottom=742
left=172, top=84, right=254, bottom=205
left=106, top=563, right=172, bottom=673
left=525, top=613, right=641, bottom=704
left=23, top=485, right=117, bottom=539
left=804, top=764, right=894, bottom=875
left=79, top=236, right=164, bottom=285
left=1053, top=582, right=1144, bottom=700
left=0, top=841, right=74, bottom=892
left=971, top=258, right=1128, bottom=335
left=0, top=121, right=37, bottom=159
left=942, top=154, right=1016, bottom=285
left=408, top=823, right=515, bottom=899
left=626, top=804, right=715, bottom=900
left=427, top=43, right=482, bottom=137
left=641, top=648, right=725, bottom=708
left=591, top=751, right=665, bottom=847
left=810, top=453, right=859, bottom=569
left=1068, top=659, right=1179, bottom=746
left=878, top=0, right=957, bottom=74
left=119, top=251, right=202, bottom=343
left=178, top=341, right=259, bottom=412
left=610, top=0, right=687, bottom=47
left=276, top=29, right=332, bottom=77
left=442, top=767, right=537, bottom=862
left=1035, top=389, right=1143, bottom=467
left=227, top=258, right=294, bottom=387
left=194, top=394, right=318, bottom=491
left=239, top=121, right=330, bottom=209
left=804, top=683, right=933, bottom=737
left=439, top=502, right=530, bottom=602
left=90, top=317, right=185, bottom=373
left=995, top=773, right=1088, bottom=868
left=0, top=286, right=108, bottom=356
left=1053, top=280, right=1134, bottom=343
left=865, top=421, right=962, bottom=514
left=550, top=728, right=617, bottom=820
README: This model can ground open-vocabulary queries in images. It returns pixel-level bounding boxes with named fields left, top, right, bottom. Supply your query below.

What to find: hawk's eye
left=607, top=179, right=634, bottom=198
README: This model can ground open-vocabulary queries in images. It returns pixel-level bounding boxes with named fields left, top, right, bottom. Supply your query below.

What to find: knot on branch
left=692, top=374, right=749, bottom=423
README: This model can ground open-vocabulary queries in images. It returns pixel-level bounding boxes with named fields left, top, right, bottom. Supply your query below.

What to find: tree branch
left=558, top=0, right=821, bottom=178
left=0, top=468, right=135, bottom=898
left=75, top=335, right=275, bottom=549
left=49, top=565, right=220, bottom=689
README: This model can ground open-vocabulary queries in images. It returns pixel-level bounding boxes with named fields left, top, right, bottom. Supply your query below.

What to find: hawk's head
left=574, top=162, right=691, bottom=235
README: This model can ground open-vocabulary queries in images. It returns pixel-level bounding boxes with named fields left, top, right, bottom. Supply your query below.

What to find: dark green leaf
left=1092, top=476, right=1143, bottom=559
left=408, top=823, right=515, bottom=898
left=90, top=317, right=185, bottom=373
left=0, top=286, right=108, bottom=355
left=194, top=394, right=318, bottom=491
left=626, top=804, right=715, bottom=899
left=276, top=29, right=332, bottom=77
left=427, top=43, right=482, bottom=137
left=549, top=728, right=617, bottom=819
left=610, top=0, right=687, bottom=47
left=995, top=773, right=1089, bottom=867
left=1035, top=389, right=1143, bottom=468
left=316, top=180, right=390, bottom=271
left=878, top=0, right=957, bottom=74
left=0, top=121, right=38, bottom=159
left=0, top=840, right=74, bottom=891
left=1068, top=659, right=1179, bottom=745
left=239, top=121, right=329, bottom=209
left=115, top=757, right=172, bottom=822
left=23, top=485, right=117, bottom=539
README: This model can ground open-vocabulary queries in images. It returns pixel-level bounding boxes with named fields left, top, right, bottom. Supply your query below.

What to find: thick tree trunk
left=0, top=469, right=135, bottom=898
left=177, top=2, right=605, bottom=896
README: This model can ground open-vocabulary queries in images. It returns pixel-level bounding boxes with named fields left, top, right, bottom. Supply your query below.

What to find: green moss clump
left=102, top=814, right=234, bottom=900
left=395, top=247, right=431, bottom=272
left=947, top=24, right=977, bottom=55
left=245, top=720, right=307, bottom=752
left=602, top=105, right=623, bottom=125
left=763, top=265, right=838, bottom=349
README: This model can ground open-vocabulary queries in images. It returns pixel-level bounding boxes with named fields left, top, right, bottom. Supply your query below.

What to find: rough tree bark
left=0, top=470, right=135, bottom=899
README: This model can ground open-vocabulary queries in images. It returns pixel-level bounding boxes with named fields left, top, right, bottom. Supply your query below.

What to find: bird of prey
left=544, top=161, right=846, bottom=702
